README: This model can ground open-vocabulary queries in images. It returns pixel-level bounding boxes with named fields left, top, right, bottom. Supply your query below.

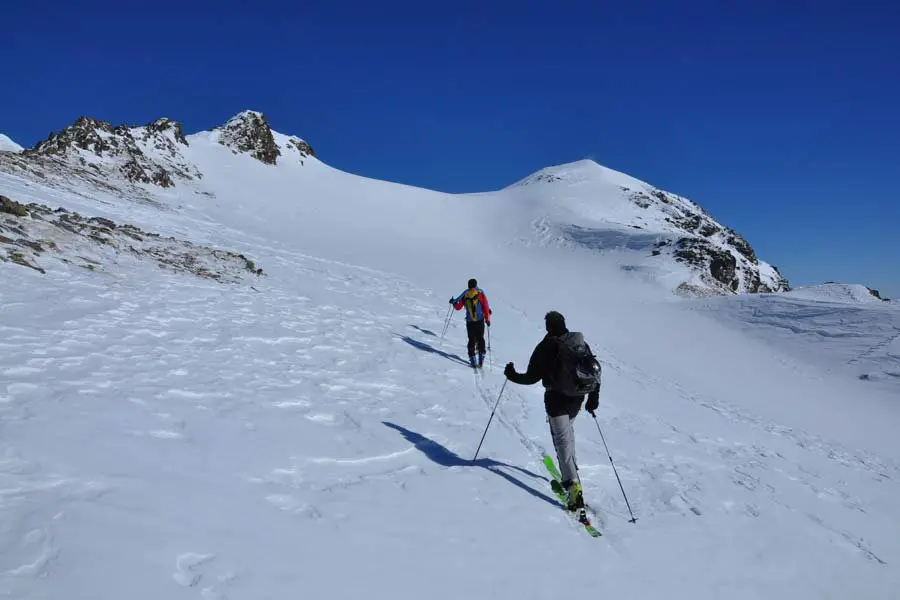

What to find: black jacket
left=508, top=329, right=600, bottom=417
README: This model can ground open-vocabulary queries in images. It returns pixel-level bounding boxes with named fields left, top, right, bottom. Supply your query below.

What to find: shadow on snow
left=382, top=421, right=559, bottom=510
left=396, top=334, right=471, bottom=367
left=409, top=324, right=438, bottom=338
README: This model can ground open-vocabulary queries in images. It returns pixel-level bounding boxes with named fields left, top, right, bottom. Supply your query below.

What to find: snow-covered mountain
left=2, top=111, right=782, bottom=297
left=501, top=159, right=788, bottom=295
left=0, top=133, right=23, bottom=153
left=1, top=112, right=898, bottom=600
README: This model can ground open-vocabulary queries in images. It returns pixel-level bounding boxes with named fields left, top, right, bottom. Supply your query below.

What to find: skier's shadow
left=396, top=335, right=471, bottom=367
left=382, top=421, right=559, bottom=509
left=409, top=325, right=437, bottom=338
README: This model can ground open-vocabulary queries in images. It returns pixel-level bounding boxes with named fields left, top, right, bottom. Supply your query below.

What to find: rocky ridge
left=215, top=110, right=315, bottom=166
left=24, top=116, right=200, bottom=187
left=0, top=194, right=262, bottom=282
left=0, top=112, right=316, bottom=208
left=629, top=187, right=788, bottom=294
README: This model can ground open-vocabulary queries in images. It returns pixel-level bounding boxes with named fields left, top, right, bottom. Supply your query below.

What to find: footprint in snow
left=305, top=413, right=336, bottom=424
left=172, top=552, right=215, bottom=587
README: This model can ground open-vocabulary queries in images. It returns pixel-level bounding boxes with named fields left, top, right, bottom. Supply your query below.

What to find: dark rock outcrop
left=145, top=117, right=188, bottom=145
left=22, top=115, right=197, bottom=188
left=674, top=238, right=741, bottom=292
left=726, top=229, right=757, bottom=264
left=26, top=116, right=117, bottom=157
left=1, top=195, right=29, bottom=217
left=288, top=137, right=315, bottom=159
left=217, top=111, right=281, bottom=165
left=0, top=195, right=262, bottom=282
left=710, top=252, right=738, bottom=290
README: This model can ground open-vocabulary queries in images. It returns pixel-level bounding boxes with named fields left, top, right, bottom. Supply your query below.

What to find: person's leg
left=474, top=321, right=486, bottom=364
left=548, top=413, right=578, bottom=484
left=566, top=399, right=582, bottom=477
left=465, top=321, right=477, bottom=365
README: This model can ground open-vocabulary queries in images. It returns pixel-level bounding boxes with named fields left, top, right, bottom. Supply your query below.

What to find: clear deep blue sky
left=3, top=1, right=898, bottom=296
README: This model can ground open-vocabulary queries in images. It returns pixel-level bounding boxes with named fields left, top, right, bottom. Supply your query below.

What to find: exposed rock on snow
left=514, top=160, right=789, bottom=296
left=287, top=136, right=315, bottom=159
left=216, top=110, right=281, bottom=165
left=0, top=194, right=262, bottom=282
left=866, top=287, right=889, bottom=301
left=19, top=115, right=200, bottom=190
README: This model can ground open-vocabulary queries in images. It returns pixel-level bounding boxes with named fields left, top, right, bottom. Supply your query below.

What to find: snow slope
left=785, top=283, right=886, bottom=304
left=0, top=134, right=22, bottom=153
left=691, top=287, right=900, bottom=391
left=1, top=113, right=899, bottom=599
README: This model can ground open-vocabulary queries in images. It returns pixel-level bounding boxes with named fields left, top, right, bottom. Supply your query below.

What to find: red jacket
left=453, top=288, right=491, bottom=324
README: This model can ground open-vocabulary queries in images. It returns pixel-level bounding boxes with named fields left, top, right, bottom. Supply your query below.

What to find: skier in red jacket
left=450, top=278, right=491, bottom=368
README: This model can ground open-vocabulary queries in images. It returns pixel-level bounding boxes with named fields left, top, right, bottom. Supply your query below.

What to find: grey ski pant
left=549, top=413, right=579, bottom=484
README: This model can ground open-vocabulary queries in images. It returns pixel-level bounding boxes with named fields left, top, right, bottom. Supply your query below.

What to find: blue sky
left=3, top=1, right=898, bottom=297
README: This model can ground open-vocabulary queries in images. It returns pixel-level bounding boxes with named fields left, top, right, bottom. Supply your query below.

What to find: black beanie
left=468, top=278, right=477, bottom=289
left=545, top=311, right=566, bottom=335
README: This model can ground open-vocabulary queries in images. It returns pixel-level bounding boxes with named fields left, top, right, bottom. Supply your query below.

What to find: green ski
left=542, top=455, right=602, bottom=537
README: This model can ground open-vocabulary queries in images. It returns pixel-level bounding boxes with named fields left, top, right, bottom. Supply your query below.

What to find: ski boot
left=469, top=355, right=478, bottom=369
left=566, top=482, right=585, bottom=512
left=566, top=482, right=590, bottom=524
left=478, top=354, right=485, bottom=369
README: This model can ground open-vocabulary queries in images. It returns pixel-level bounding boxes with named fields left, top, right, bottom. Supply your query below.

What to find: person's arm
left=478, top=292, right=491, bottom=327
left=585, top=342, right=601, bottom=413
left=450, top=292, right=464, bottom=310
left=506, top=340, right=550, bottom=385
left=480, top=292, right=491, bottom=325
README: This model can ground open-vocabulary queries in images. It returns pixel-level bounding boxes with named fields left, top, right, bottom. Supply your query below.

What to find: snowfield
left=1, top=114, right=898, bottom=599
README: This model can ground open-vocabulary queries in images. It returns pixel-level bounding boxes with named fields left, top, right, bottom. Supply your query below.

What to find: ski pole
left=472, top=380, right=507, bottom=462
left=487, top=325, right=493, bottom=369
left=591, top=413, right=638, bottom=523
left=440, top=305, right=453, bottom=343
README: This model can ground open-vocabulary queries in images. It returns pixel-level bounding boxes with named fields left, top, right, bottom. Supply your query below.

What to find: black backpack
left=550, top=332, right=602, bottom=396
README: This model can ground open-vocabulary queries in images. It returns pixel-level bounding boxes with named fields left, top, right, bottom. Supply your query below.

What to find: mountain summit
left=505, top=159, right=788, bottom=294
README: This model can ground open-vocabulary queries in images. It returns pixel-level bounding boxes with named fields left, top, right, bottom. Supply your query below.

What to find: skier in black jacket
left=504, top=311, right=599, bottom=511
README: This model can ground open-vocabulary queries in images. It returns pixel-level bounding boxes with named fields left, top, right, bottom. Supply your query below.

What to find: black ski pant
left=466, top=320, right=486, bottom=357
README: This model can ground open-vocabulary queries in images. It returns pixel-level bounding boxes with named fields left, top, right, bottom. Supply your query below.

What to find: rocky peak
left=216, top=111, right=280, bottom=165
left=144, top=118, right=188, bottom=146
left=287, top=136, right=315, bottom=159
left=27, top=116, right=118, bottom=157
left=20, top=115, right=199, bottom=189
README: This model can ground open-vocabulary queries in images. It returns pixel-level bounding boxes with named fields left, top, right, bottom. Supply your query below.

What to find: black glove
left=504, top=362, right=516, bottom=379
left=585, top=390, right=599, bottom=414
left=449, top=298, right=455, bottom=305
left=486, top=321, right=491, bottom=327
